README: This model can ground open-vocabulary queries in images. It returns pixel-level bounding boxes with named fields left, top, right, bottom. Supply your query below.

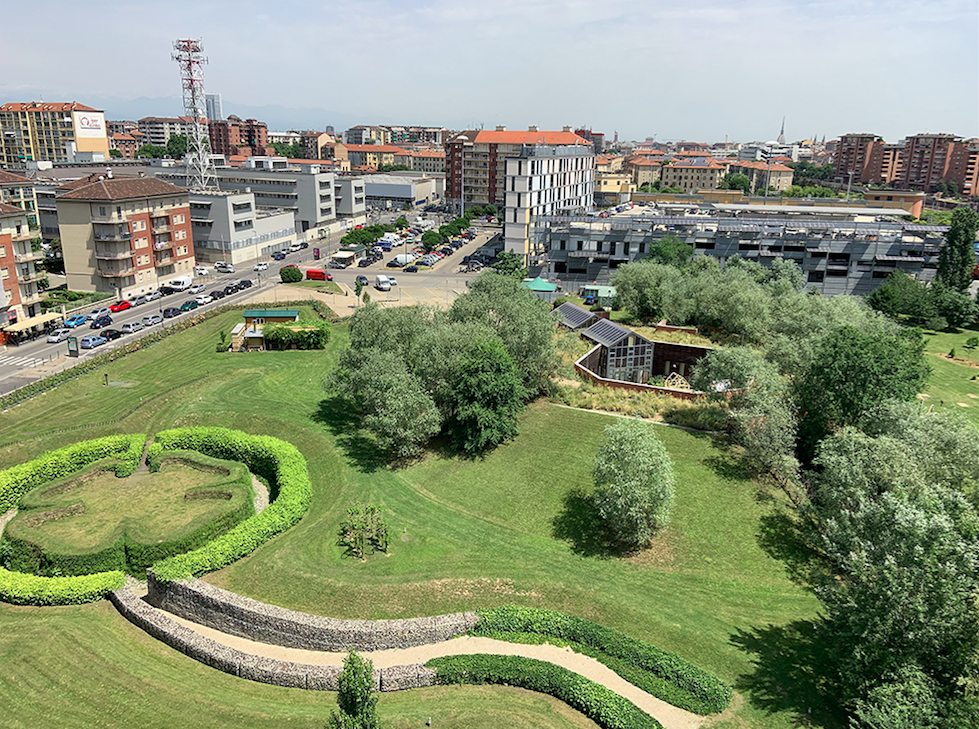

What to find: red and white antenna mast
left=172, top=38, right=216, bottom=191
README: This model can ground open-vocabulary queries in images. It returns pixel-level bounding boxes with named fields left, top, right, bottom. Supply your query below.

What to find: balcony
left=95, top=247, right=133, bottom=260
left=96, top=265, right=135, bottom=278
left=16, top=270, right=45, bottom=283
left=93, top=230, right=132, bottom=242
left=19, top=291, right=44, bottom=305
left=13, top=248, right=45, bottom=263
left=152, top=223, right=172, bottom=234
left=155, top=255, right=172, bottom=266
left=154, top=239, right=174, bottom=251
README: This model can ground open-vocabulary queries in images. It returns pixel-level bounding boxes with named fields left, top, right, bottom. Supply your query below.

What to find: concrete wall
left=112, top=583, right=435, bottom=691
left=146, top=572, right=478, bottom=651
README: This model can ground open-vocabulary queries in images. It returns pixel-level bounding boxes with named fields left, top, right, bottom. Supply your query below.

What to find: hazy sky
left=2, top=0, right=977, bottom=143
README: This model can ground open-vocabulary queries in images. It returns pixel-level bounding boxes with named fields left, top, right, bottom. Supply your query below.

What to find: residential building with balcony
left=344, top=145, right=405, bottom=170
left=209, top=116, right=273, bottom=157
left=56, top=176, right=194, bottom=299
left=406, top=149, right=446, bottom=173
left=110, top=132, right=141, bottom=159
left=896, top=133, right=959, bottom=193
left=137, top=117, right=197, bottom=147
left=343, top=126, right=393, bottom=145
left=659, top=158, right=726, bottom=192
left=0, top=170, right=39, bottom=226
left=0, top=102, right=110, bottom=168
left=834, top=133, right=885, bottom=184
left=0, top=202, right=47, bottom=341
left=623, top=156, right=664, bottom=187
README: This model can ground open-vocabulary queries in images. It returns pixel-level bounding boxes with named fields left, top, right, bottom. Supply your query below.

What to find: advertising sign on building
left=72, top=111, right=106, bottom=139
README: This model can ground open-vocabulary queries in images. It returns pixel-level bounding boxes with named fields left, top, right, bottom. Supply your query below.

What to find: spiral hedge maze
left=0, top=427, right=311, bottom=605
left=0, top=428, right=731, bottom=727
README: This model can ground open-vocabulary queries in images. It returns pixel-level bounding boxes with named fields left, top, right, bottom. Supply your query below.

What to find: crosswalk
left=0, top=354, right=47, bottom=370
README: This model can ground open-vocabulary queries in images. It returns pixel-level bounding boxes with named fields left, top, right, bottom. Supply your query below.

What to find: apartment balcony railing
left=93, top=230, right=132, bottom=242
left=13, top=249, right=45, bottom=263
left=15, top=270, right=45, bottom=283
left=152, top=223, right=172, bottom=234
left=154, top=239, right=174, bottom=251
left=96, top=265, right=135, bottom=278
left=19, top=291, right=44, bottom=305
left=94, top=247, right=133, bottom=260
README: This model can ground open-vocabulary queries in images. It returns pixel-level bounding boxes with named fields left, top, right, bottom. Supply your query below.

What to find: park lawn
left=920, top=324, right=979, bottom=425
left=287, top=279, right=344, bottom=294
left=0, top=310, right=829, bottom=729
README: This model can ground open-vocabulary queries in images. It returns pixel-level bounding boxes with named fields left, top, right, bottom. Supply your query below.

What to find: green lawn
left=920, top=324, right=979, bottom=425
left=287, top=279, right=344, bottom=294
left=0, top=309, right=829, bottom=729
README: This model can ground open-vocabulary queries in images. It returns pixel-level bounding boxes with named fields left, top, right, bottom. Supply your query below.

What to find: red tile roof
left=471, top=130, right=590, bottom=146
left=58, top=177, right=188, bottom=201
left=0, top=102, right=99, bottom=113
left=0, top=170, right=33, bottom=185
left=0, top=202, right=25, bottom=215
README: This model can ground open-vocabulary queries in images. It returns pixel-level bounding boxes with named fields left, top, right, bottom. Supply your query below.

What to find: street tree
left=394, top=216, right=409, bottom=229
left=279, top=265, right=302, bottom=283
left=592, top=419, right=675, bottom=550
left=328, top=650, right=381, bottom=729
left=937, top=207, right=979, bottom=292
left=421, top=230, right=442, bottom=252
left=721, top=172, right=751, bottom=193
left=491, top=250, right=525, bottom=278
left=135, top=144, right=167, bottom=159
left=166, top=134, right=188, bottom=159
left=644, top=234, right=694, bottom=267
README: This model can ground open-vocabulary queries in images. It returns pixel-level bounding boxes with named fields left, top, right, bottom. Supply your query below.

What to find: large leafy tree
left=165, top=134, right=188, bottom=159
left=329, top=650, right=381, bottom=729
left=644, top=234, right=694, bottom=267
left=937, top=207, right=979, bottom=292
left=448, top=336, right=526, bottom=455
left=592, top=419, right=675, bottom=549
left=610, top=260, right=683, bottom=321
left=491, top=250, right=526, bottom=278
left=720, top=172, right=751, bottom=193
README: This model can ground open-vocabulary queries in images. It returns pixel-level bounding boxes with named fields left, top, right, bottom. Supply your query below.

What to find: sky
left=2, top=0, right=977, bottom=143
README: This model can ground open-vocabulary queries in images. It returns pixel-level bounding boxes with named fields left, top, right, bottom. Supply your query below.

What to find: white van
left=374, top=274, right=391, bottom=291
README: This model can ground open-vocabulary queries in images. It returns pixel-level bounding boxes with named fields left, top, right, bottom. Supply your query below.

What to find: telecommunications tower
left=172, top=38, right=216, bottom=191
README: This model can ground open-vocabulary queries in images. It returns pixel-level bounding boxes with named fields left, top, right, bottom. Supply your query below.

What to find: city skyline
left=2, top=0, right=977, bottom=143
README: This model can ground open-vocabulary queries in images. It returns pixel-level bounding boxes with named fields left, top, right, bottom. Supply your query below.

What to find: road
left=0, top=220, right=502, bottom=398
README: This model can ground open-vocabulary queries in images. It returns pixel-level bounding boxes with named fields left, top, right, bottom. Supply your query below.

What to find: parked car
left=145, top=291, right=162, bottom=302
left=299, top=241, right=309, bottom=249
left=387, top=276, right=398, bottom=286
left=254, top=261, right=269, bottom=272
left=195, top=295, right=213, bottom=306
left=193, top=265, right=209, bottom=276
left=210, top=289, right=226, bottom=300
left=158, top=286, right=176, bottom=296
left=122, top=322, right=144, bottom=334
left=180, top=300, right=199, bottom=311
left=355, top=275, right=369, bottom=286
left=47, top=328, right=71, bottom=343
left=238, top=279, right=253, bottom=288
left=271, top=251, right=286, bottom=261
left=64, top=315, right=88, bottom=328
left=188, top=284, right=206, bottom=295
left=357, top=258, right=371, bottom=268
left=102, top=328, right=124, bottom=341
left=109, top=300, right=132, bottom=313
left=88, top=307, right=111, bottom=320
left=403, top=265, right=419, bottom=273
left=163, top=307, right=181, bottom=318
left=79, top=335, right=107, bottom=349
left=214, top=261, right=235, bottom=273
left=89, top=315, right=112, bottom=329
left=143, top=314, right=163, bottom=326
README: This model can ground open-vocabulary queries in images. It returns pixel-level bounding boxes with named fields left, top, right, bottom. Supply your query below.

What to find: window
left=807, top=270, right=824, bottom=283
left=0, top=267, right=7, bottom=279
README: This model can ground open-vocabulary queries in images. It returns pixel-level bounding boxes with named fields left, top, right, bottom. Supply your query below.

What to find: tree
left=448, top=336, right=527, bottom=455
left=328, top=650, right=380, bottom=729
left=484, top=204, right=497, bottom=216
left=109, top=149, right=123, bottom=158
left=270, top=140, right=302, bottom=158
left=337, top=504, right=389, bottom=559
left=610, top=261, right=682, bottom=321
left=644, top=234, right=694, bottom=267
left=931, top=281, right=977, bottom=328
left=937, top=207, right=979, bottom=292
left=966, top=337, right=979, bottom=349
left=592, top=419, right=675, bottom=550
left=394, top=216, right=409, bottom=230
left=866, top=271, right=935, bottom=323
left=796, top=325, right=930, bottom=461
left=166, top=134, right=188, bottom=159
left=491, top=250, right=525, bottom=278
left=135, top=144, right=167, bottom=159
left=421, top=230, right=442, bottom=252
left=377, top=164, right=410, bottom=173
left=279, top=265, right=302, bottom=283
left=720, top=172, right=751, bottom=193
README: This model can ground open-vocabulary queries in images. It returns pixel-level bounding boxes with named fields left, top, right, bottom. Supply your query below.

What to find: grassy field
left=9, top=461, right=248, bottom=551
left=287, top=279, right=344, bottom=295
left=0, top=308, right=831, bottom=729
left=920, top=324, right=979, bottom=425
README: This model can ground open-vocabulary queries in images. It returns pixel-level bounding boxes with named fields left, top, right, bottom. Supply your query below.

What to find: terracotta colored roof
left=625, top=156, right=663, bottom=166
left=409, top=149, right=445, bottom=158
left=471, top=130, right=590, bottom=146
left=676, top=150, right=713, bottom=157
left=58, top=177, right=188, bottom=201
left=732, top=160, right=793, bottom=172
left=0, top=202, right=25, bottom=215
left=354, top=165, right=378, bottom=172
left=285, top=158, right=340, bottom=167
left=112, top=133, right=136, bottom=141
left=0, top=170, right=32, bottom=185
left=0, top=102, right=99, bottom=112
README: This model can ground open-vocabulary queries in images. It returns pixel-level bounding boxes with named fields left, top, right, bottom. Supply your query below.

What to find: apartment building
left=726, top=160, right=794, bottom=193
left=209, top=116, right=272, bottom=157
left=946, top=140, right=979, bottom=198
left=107, top=120, right=138, bottom=136
left=344, top=144, right=405, bottom=170
left=503, top=142, right=595, bottom=258
left=878, top=144, right=903, bottom=185
left=0, top=170, right=39, bottom=225
left=406, top=149, right=446, bottom=173
left=895, top=133, right=959, bottom=192
left=56, top=176, right=195, bottom=299
left=0, top=102, right=110, bottom=168
left=0, top=203, right=46, bottom=340
left=137, top=117, right=196, bottom=147
left=539, top=211, right=950, bottom=296
left=624, top=156, right=664, bottom=187
left=446, top=126, right=594, bottom=210
left=835, top=133, right=885, bottom=184
left=187, top=190, right=296, bottom=265
left=659, top=158, right=726, bottom=192
left=343, top=126, right=392, bottom=145
left=110, top=133, right=142, bottom=159
left=574, top=129, right=606, bottom=154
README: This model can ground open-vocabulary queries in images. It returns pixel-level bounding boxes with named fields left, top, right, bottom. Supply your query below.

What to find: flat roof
left=243, top=309, right=299, bottom=318
left=713, top=203, right=914, bottom=217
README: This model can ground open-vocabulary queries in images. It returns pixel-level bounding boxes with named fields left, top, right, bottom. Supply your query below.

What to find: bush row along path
left=157, top=601, right=713, bottom=729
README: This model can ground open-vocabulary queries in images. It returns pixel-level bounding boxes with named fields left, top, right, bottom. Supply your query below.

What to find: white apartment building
left=188, top=191, right=297, bottom=265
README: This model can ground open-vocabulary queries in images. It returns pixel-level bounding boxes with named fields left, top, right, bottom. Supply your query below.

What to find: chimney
left=528, top=125, right=539, bottom=132
left=563, top=126, right=573, bottom=133
left=495, top=125, right=507, bottom=132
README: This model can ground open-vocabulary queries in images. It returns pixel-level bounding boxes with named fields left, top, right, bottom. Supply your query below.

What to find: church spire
left=777, top=117, right=786, bottom=145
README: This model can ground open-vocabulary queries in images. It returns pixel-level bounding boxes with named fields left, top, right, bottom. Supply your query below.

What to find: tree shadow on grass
left=551, top=488, right=631, bottom=559
left=730, top=621, right=847, bottom=729
left=757, top=507, right=824, bottom=587
left=312, top=396, right=389, bottom=473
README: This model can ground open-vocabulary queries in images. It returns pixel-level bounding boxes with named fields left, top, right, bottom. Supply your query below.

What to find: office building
left=0, top=102, right=110, bottom=168
left=56, top=176, right=195, bottom=298
left=188, top=190, right=296, bottom=265
left=205, top=93, right=223, bottom=122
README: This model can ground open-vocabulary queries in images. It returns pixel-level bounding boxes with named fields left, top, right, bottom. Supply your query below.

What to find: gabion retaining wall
left=111, top=583, right=436, bottom=691
left=146, top=571, right=479, bottom=651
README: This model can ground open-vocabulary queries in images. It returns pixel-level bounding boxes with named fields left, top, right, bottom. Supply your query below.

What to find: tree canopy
left=937, top=207, right=979, bottom=292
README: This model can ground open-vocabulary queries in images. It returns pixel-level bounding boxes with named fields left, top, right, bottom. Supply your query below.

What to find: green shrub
left=0, top=566, right=124, bottom=605
left=279, top=266, right=303, bottom=283
left=149, top=427, right=311, bottom=581
left=471, top=606, right=732, bottom=714
left=428, top=654, right=662, bottom=729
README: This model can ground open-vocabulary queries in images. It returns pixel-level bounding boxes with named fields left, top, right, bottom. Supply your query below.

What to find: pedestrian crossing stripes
left=0, top=355, right=46, bottom=369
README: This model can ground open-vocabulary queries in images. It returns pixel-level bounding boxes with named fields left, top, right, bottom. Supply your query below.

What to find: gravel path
left=251, top=475, right=269, bottom=514
left=163, top=611, right=708, bottom=729
left=0, top=509, right=15, bottom=540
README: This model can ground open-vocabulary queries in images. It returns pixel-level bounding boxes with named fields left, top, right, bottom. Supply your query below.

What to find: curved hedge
left=148, top=427, right=311, bottom=582
left=0, top=434, right=143, bottom=605
left=471, top=606, right=732, bottom=715
left=427, top=654, right=662, bottom=729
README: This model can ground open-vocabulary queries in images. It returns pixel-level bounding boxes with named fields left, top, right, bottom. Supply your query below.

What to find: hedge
left=4, top=451, right=255, bottom=577
left=427, top=654, right=662, bottom=729
left=472, top=606, right=732, bottom=714
left=0, top=435, right=143, bottom=604
left=149, top=427, right=311, bottom=581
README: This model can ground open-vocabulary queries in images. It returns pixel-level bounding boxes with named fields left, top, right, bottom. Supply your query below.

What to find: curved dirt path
left=251, top=475, right=269, bottom=513
left=164, top=610, right=708, bottom=729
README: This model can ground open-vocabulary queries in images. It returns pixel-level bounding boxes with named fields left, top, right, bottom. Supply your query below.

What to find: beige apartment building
left=0, top=170, right=39, bottom=225
left=660, top=158, right=726, bottom=192
left=57, top=176, right=195, bottom=299
left=0, top=102, right=110, bottom=167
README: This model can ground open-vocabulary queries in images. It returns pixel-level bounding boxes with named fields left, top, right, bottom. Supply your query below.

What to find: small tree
left=337, top=504, right=390, bottom=559
left=328, top=650, right=380, bottom=729
left=966, top=337, right=979, bottom=349
left=421, top=230, right=442, bottom=252
left=491, top=251, right=526, bottom=278
left=394, top=216, right=409, bottom=229
left=592, top=419, right=675, bottom=550
left=279, top=266, right=302, bottom=283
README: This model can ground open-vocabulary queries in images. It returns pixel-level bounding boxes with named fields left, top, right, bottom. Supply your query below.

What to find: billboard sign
left=67, top=336, right=79, bottom=358
left=72, top=111, right=106, bottom=139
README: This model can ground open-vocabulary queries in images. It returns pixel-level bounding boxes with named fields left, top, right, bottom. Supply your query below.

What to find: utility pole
left=172, top=39, right=217, bottom=192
